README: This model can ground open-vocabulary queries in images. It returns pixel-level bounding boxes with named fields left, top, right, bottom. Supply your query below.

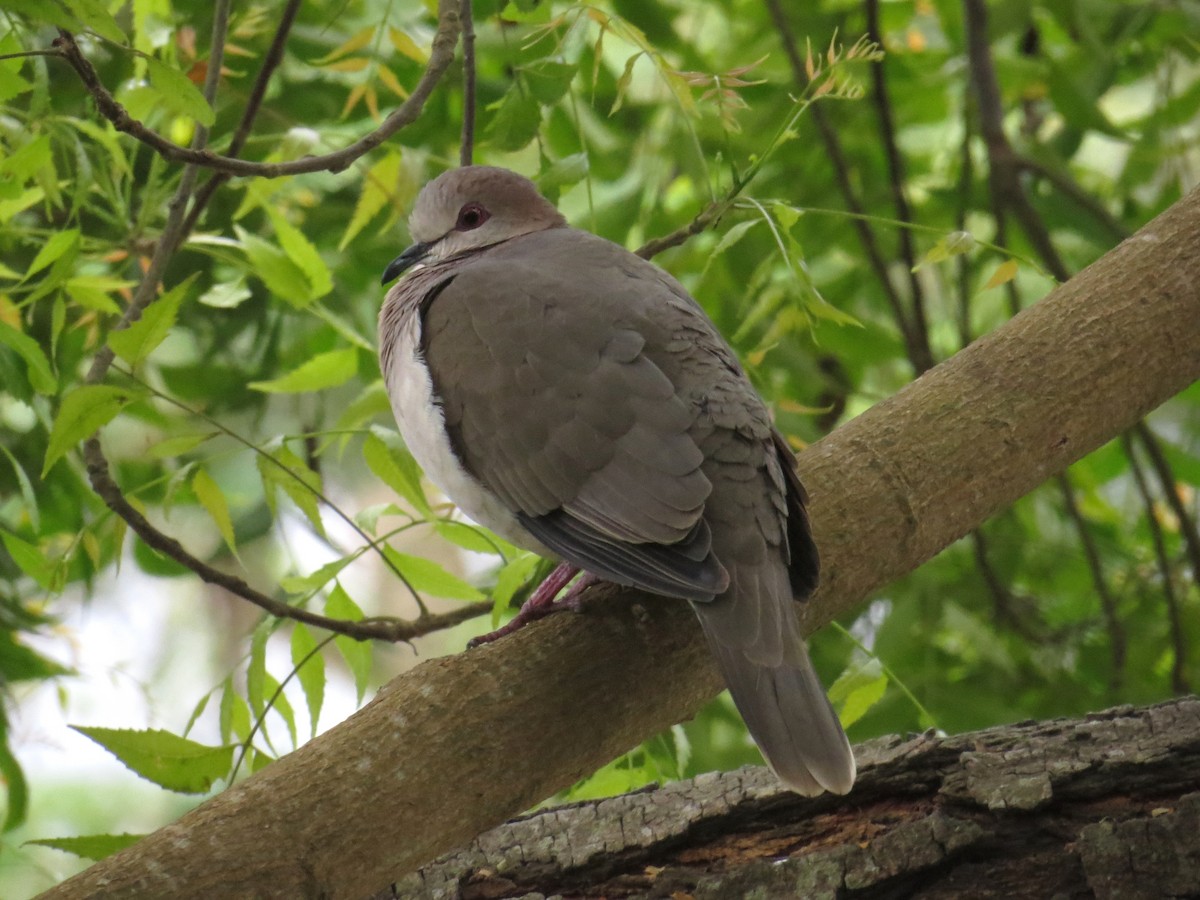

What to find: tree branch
left=459, top=0, right=476, bottom=167
left=865, top=0, right=933, bottom=372
left=1124, top=434, right=1190, bottom=694
left=52, top=0, right=462, bottom=178
left=180, top=0, right=304, bottom=235
left=763, top=0, right=928, bottom=374
left=44, top=181, right=1200, bottom=899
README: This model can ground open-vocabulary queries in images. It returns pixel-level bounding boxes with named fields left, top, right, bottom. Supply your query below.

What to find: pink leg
left=467, top=563, right=599, bottom=648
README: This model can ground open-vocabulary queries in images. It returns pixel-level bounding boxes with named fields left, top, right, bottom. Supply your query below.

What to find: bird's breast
left=382, top=312, right=545, bottom=552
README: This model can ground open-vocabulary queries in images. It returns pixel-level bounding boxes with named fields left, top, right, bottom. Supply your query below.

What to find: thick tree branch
left=396, top=698, right=1200, bottom=898
left=45, top=181, right=1200, bottom=899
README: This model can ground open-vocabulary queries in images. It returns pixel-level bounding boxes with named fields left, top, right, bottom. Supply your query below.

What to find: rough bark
left=43, top=187, right=1200, bottom=898
left=390, top=698, right=1200, bottom=900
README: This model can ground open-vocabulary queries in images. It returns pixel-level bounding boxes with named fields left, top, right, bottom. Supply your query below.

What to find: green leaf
left=24, top=228, right=79, bottom=281
left=249, top=348, right=358, bottom=394
left=43, top=385, right=138, bottom=476
left=280, top=555, right=355, bottom=595
left=198, top=276, right=252, bottom=309
left=1, top=531, right=55, bottom=590
left=341, top=151, right=405, bottom=251
left=382, top=546, right=485, bottom=601
left=247, top=620, right=271, bottom=719
left=257, top=441, right=326, bottom=537
left=28, top=833, right=143, bottom=862
left=192, top=467, right=238, bottom=558
left=290, top=624, right=325, bottom=739
left=219, top=678, right=251, bottom=744
left=71, top=726, right=234, bottom=794
left=0, top=319, right=56, bottom=394
left=363, top=427, right=430, bottom=515
left=60, top=0, right=126, bottom=43
left=107, top=276, right=193, bottom=365
left=0, top=629, right=71, bottom=681
left=487, top=88, right=541, bottom=152
left=1, top=444, right=40, bottom=531
left=610, top=51, right=644, bottom=115
left=827, top=659, right=888, bottom=729
left=266, top=208, right=333, bottom=300
left=525, top=61, right=578, bottom=105
left=148, top=432, right=215, bottom=459
left=0, top=735, right=27, bottom=831
left=489, top=551, right=545, bottom=626
left=262, top=671, right=297, bottom=748
left=327, top=585, right=371, bottom=702
left=144, top=57, right=215, bottom=126
left=236, top=227, right=313, bottom=307
left=434, top=521, right=503, bottom=555
left=499, top=0, right=552, bottom=23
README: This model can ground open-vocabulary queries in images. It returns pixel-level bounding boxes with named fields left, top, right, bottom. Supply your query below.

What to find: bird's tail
left=691, top=592, right=855, bottom=796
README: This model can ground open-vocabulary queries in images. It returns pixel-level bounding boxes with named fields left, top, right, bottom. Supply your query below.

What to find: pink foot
left=467, top=564, right=600, bottom=648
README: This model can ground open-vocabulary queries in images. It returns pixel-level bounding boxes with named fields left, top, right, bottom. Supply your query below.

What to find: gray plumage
left=378, top=166, right=855, bottom=795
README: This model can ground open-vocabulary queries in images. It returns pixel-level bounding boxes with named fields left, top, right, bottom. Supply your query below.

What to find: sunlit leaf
left=107, top=276, right=194, bottom=366
left=381, top=546, right=485, bottom=601
left=28, top=833, right=143, bottom=862
left=290, top=624, right=325, bottom=739
left=249, top=348, right=358, bottom=394
left=71, top=727, right=233, bottom=794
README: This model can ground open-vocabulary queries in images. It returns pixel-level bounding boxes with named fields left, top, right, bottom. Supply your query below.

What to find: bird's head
left=382, top=166, right=567, bottom=284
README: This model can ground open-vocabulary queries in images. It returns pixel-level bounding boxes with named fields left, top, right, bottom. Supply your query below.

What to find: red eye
left=455, top=202, right=490, bottom=231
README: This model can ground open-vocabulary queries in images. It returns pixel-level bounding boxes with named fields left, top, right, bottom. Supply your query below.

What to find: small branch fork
left=56, top=2, right=476, bottom=644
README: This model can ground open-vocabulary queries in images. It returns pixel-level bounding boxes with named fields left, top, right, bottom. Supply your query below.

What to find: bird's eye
left=455, top=202, right=490, bottom=231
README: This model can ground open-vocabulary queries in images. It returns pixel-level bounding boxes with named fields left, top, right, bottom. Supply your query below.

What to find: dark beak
left=381, top=242, right=431, bottom=285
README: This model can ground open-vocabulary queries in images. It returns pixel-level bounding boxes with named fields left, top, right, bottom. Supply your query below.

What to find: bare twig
left=1134, top=422, right=1200, bottom=593
left=1123, top=434, right=1190, bottom=693
left=1015, top=154, right=1129, bottom=244
left=762, top=0, right=927, bottom=372
left=962, top=0, right=1069, bottom=282
left=864, top=0, right=933, bottom=372
left=1056, top=473, right=1126, bottom=690
left=181, top=0, right=304, bottom=235
left=460, top=0, right=476, bottom=166
left=971, top=529, right=1040, bottom=640
left=52, top=0, right=462, bottom=178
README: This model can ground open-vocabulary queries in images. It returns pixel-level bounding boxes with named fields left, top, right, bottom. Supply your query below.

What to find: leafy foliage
left=0, top=0, right=1197, bottom=891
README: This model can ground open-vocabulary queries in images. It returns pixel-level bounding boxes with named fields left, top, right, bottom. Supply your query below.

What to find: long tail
left=691, top=582, right=855, bottom=795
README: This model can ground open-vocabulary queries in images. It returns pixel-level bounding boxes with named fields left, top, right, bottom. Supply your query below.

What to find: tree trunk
left=43, top=186, right=1200, bottom=899
left=389, top=698, right=1200, bottom=900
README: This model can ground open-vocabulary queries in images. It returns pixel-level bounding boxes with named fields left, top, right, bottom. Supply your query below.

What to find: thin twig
left=1123, top=434, right=1190, bottom=693
left=865, top=0, right=933, bottom=373
left=181, top=0, right=304, bottom=235
left=1056, top=473, right=1126, bottom=691
left=762, top=0, right=925, bottom=371
left=962, top=0, right=1069, bottom=282
left=1134, top=421, right=1200, bottom=594
left=460, top=0, right=476, bottom=166
left=970, top=529, right=1041, bottom=641
left=1015, top=154, right=1129, bottom=244
left=52, top=0, right=462, bottom=178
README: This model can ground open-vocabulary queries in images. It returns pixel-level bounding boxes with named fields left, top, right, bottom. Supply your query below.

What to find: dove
left=378, top=166, right=854, bottom=795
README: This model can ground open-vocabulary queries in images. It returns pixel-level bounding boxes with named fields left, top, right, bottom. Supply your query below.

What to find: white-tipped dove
left=378, top=166, right=855, bottom=795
